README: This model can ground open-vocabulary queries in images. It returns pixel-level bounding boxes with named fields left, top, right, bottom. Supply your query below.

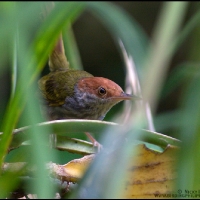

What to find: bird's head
left=73, top=77, right=140, bottom=120
left=77, top=77, right=133, bottom=102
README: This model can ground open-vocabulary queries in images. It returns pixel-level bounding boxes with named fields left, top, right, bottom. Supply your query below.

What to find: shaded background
left=71, top=1, right=200, bottom=137
left=1, top=2, right=200, bottom=137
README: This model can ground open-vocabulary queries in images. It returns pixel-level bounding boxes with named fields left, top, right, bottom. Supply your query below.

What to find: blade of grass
left=0, top=1, right=85, bottom=168
left=86, top=2, right=148, bottom=78
left=31, top=2, right=86, bottom=81
left=0, top=2, right=86, bottom=197
left=172, top=9, right=200, bottom=53
left=70, top=2, right=188, bottom=198
left=63, top=23, right=84, bottom=70
left=176, top=62, right=200, bottom=191
left=142, top=2, right=189, bottom=113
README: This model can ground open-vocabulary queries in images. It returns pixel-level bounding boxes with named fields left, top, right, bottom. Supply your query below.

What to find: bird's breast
left=46, top=93, right=112, bottom=120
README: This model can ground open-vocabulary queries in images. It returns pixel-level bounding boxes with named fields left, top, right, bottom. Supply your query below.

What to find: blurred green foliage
left=0, top=1, right=200, bottom=198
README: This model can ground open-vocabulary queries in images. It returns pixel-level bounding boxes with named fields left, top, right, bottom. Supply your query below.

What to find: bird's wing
left=38, top=70, right=93, bottom=106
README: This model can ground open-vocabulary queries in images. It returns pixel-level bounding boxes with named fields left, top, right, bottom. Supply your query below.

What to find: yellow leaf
left=62, top=154, right=95, bottom=183
left=121, top=144, right=178, bottom=199
left=47, top=143, right=178, bottom=199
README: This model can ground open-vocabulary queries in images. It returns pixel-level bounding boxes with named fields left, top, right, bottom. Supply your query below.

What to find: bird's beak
left=112, top=93, right=142, bottom=100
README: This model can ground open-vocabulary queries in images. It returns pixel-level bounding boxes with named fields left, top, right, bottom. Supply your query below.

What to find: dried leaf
left=2, top=144, right=178, bottom=198
left=121, top=144, right=178, bottom=198
left=62, top=154, right=95, bottom=183
left=47, top=154, right=95, bottom=183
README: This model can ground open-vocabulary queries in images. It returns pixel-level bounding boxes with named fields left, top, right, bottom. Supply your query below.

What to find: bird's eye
left=98, top=87, right=107, bottom=96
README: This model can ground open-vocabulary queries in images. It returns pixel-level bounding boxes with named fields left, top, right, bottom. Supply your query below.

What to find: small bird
left=38, top=34, right=137, bottom=149
left=38, top=70, right=133, bottom=121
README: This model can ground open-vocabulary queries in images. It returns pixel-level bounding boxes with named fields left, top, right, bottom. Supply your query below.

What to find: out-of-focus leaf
left=32, top=2, right=86, bottom=78
left=6, top=120, right=118, bottom=151
left=3, top=120, right=180, bottom=153
left=161, top=62, right=200, bottom=99
left=86, top=2, right=148, bottom=79
left=63, top=24, right=83, bottom=70
left=172, top=9, right=200, bottom=53
left=0, top=171, right=22, bottom=198
left=0, top=2, right=86, bottom=197
left=177, top=73, right=200, bottom=191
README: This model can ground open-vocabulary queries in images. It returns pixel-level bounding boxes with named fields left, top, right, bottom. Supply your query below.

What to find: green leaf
left=0, top=2, right=86, bottom=198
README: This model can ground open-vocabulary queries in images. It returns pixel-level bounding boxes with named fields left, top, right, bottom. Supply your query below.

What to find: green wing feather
left=38, top=70, right=93, bottom=106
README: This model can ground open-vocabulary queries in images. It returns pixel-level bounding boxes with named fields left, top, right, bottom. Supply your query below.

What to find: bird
left=38, top=69, right=134, bottom=121
left=38, top=34, right=138, bottom=149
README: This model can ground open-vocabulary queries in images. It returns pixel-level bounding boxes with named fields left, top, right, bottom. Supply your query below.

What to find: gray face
left=47, top=85, right=122, bottom=120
